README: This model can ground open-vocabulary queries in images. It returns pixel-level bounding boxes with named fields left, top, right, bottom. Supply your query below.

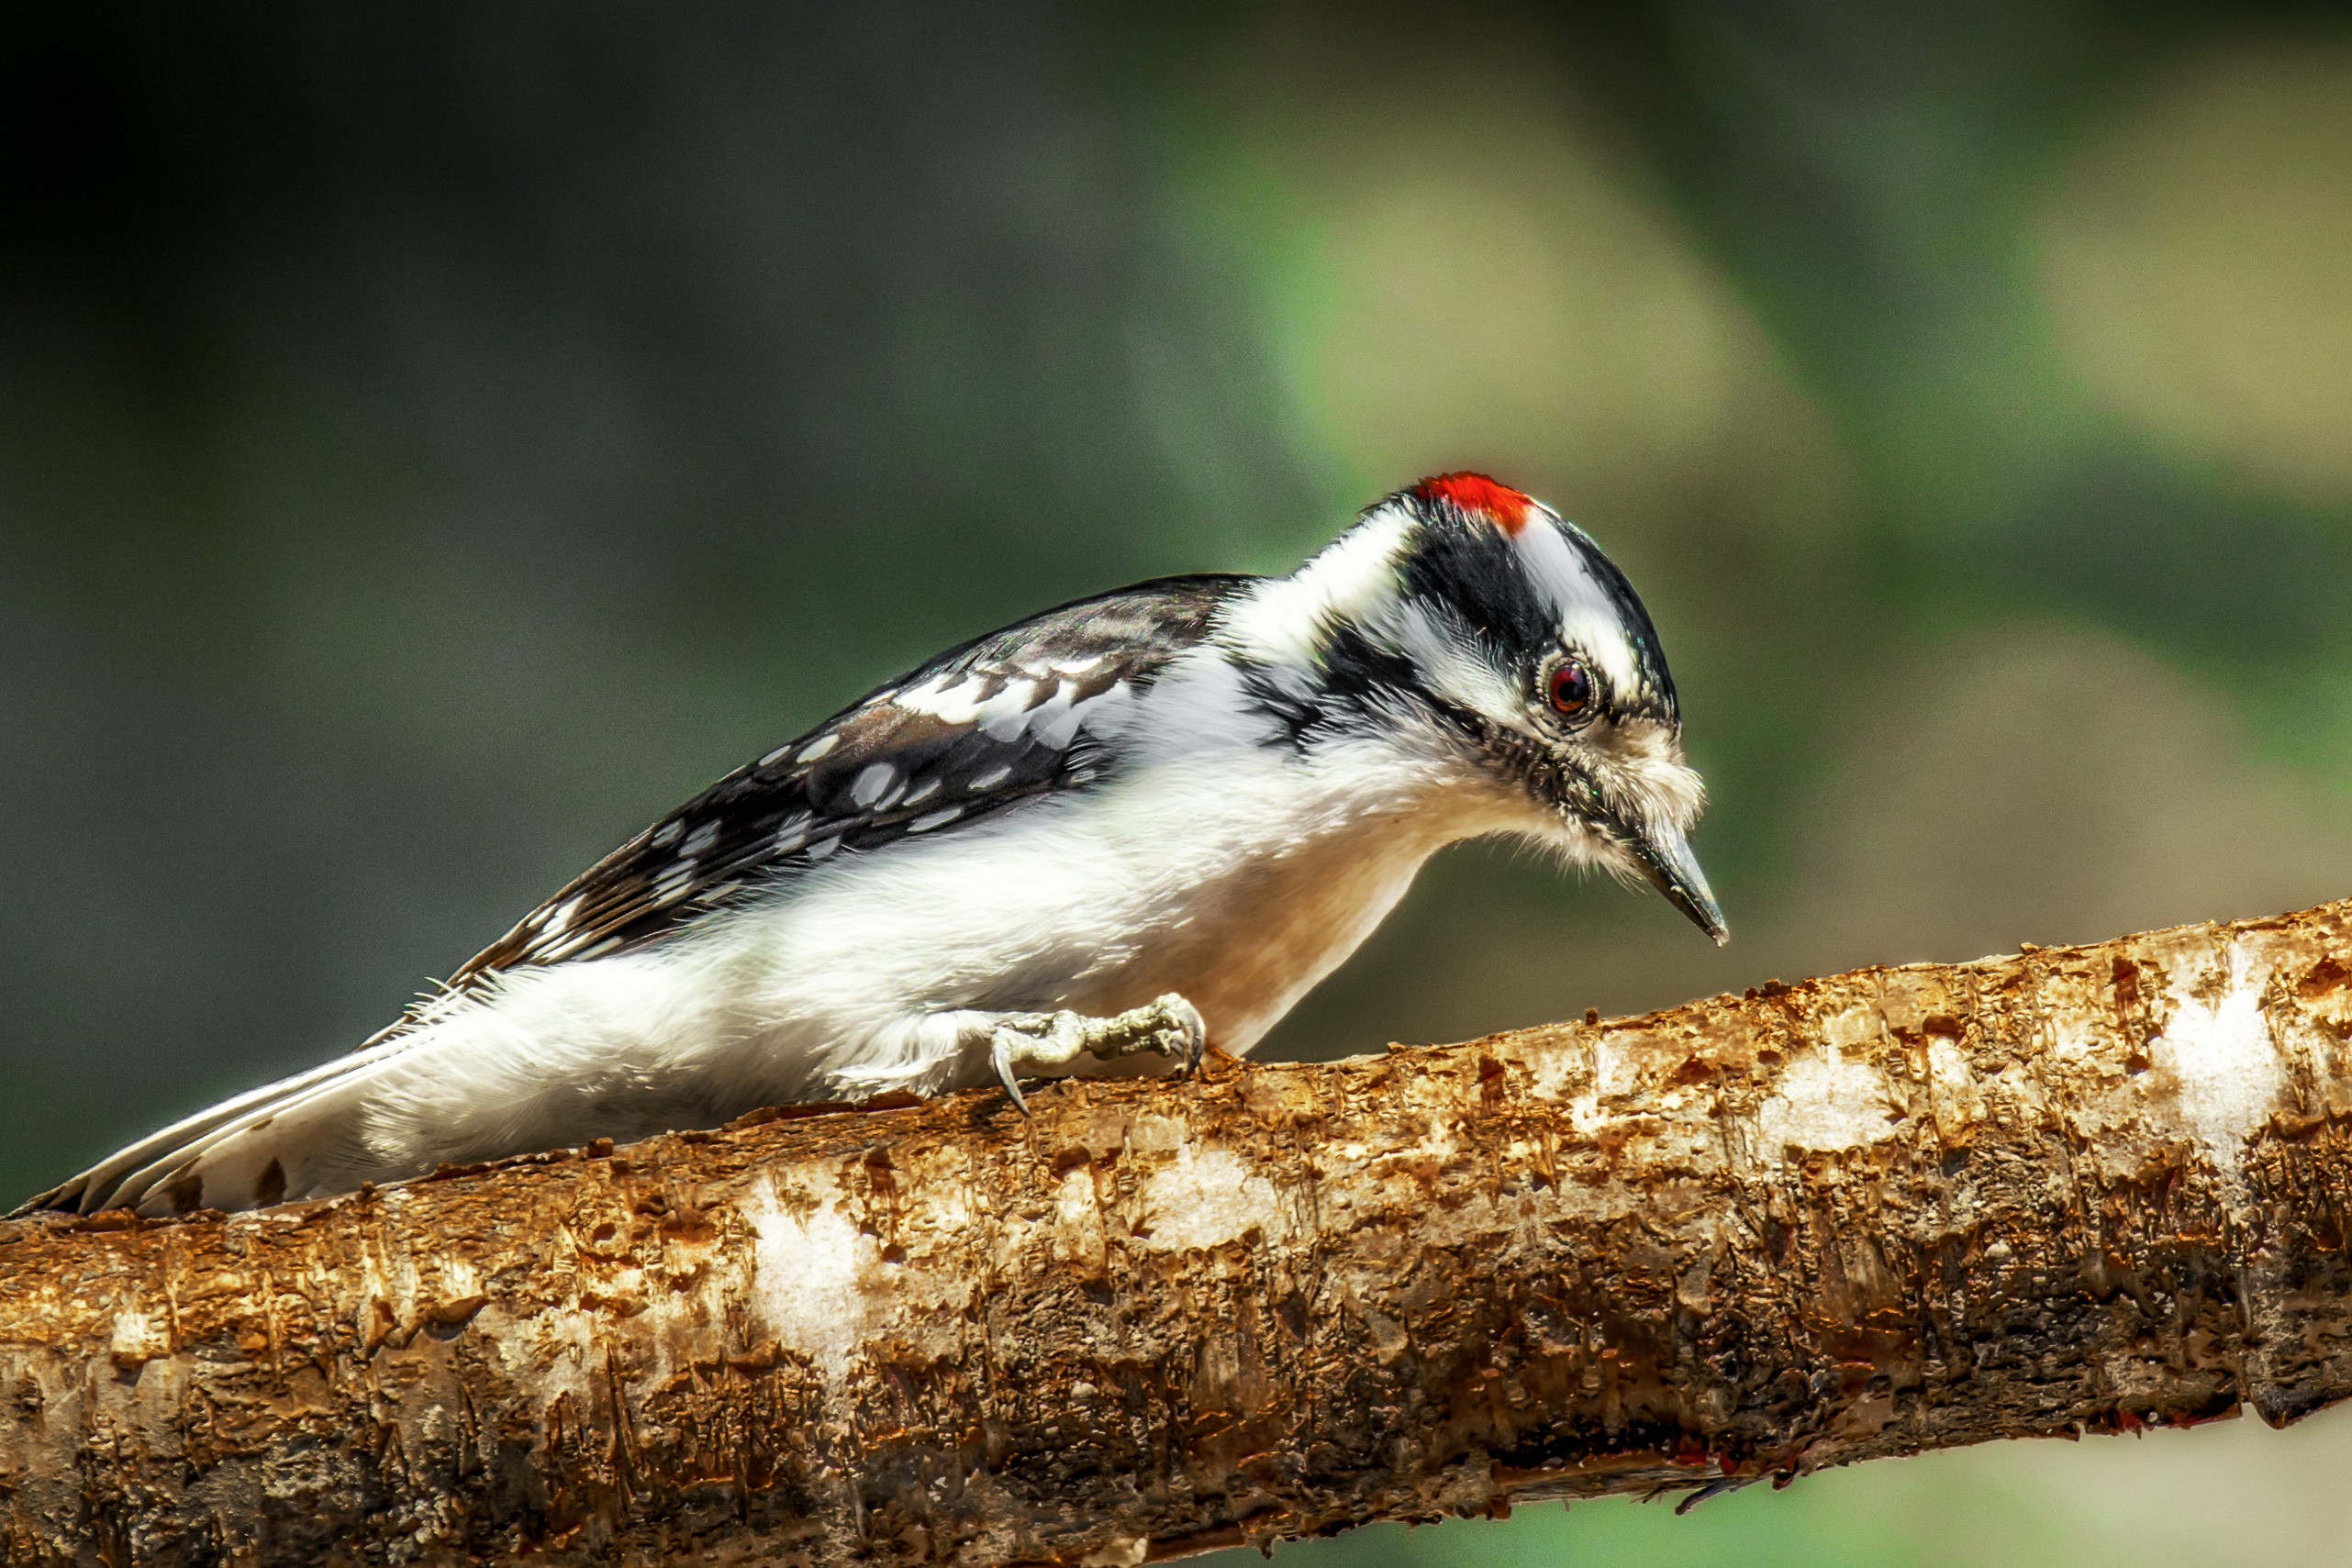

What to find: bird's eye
left=1547, top=662, right=1591, bottom=718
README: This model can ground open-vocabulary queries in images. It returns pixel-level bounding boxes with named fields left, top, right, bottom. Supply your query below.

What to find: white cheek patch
left=1511, top=522, right=1643, bottom=696
left=1395, top=600, right=1526, bottom=731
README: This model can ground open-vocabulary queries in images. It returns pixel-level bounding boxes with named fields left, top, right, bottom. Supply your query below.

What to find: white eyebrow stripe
left=1513, top=523, right=1641, bottom=695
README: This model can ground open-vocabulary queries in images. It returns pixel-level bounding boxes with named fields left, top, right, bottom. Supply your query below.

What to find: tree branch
left=9, top=901, right=2352, bottom=1565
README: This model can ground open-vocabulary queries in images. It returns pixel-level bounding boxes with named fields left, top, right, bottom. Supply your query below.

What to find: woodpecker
left=21, top=473, right=1724, bottom=1218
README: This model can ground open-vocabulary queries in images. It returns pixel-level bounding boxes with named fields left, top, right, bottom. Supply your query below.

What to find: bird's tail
left=10, top=1035, right=421, bottom=1218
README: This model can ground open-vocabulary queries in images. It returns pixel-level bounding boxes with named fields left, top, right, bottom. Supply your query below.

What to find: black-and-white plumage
left=454, top=576, right=1243, bottom=985
left=22, top=475, right=1725, bottom=1218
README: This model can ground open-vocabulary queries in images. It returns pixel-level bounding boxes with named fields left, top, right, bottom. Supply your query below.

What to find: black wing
left=441, top=573, right=1248, bottom=990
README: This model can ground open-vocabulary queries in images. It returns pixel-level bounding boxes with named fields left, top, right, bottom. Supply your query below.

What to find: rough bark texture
left=11, top=900, right=2352, bottom=1566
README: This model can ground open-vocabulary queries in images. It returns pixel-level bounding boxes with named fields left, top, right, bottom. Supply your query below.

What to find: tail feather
left=100, top=1064, right=389, bottom=1215
left=11, top=1037, right=417, bottom=1218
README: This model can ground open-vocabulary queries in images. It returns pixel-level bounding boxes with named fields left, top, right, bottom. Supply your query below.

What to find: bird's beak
left=1626, top=821, right=1728, bottom=945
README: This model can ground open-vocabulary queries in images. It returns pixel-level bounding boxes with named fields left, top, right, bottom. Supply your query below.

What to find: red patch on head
left=1410, top=473, right=1535, bottom=536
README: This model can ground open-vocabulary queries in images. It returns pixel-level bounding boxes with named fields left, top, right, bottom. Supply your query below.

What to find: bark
left=11, top=902, right=2352, bottom=1567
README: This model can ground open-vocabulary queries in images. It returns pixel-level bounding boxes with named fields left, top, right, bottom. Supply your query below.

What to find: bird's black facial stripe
left=1236, top=499, right=1682, bottom=753
left=1399, top=517, right=1561, bottom=663
left=1243, top=621, right=1425, bottom=745
left=1392, top=502, right=1678, bottom=726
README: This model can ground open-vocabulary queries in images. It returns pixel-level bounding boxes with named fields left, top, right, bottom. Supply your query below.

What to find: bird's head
left=1222, top=473, right=1725, bottom=943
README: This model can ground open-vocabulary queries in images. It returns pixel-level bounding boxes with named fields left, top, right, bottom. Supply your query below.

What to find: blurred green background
left=6, top=2, right=2352, bottom=1562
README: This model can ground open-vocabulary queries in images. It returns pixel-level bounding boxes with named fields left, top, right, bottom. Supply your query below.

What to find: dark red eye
left=1547, top=662, right=1591, bottom=717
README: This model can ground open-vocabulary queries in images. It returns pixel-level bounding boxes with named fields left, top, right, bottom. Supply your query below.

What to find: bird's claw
left=984, top=994, right=1205, bottom=1114
left=1156, top=993, right=1209, bottom=1078
left=989, top=1031, right=1032, bottom=1117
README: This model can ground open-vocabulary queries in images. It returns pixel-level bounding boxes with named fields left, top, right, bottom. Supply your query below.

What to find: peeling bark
left=11, top=900, right=2352, bottom=1566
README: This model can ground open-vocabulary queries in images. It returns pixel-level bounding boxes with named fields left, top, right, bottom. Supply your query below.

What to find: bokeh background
left=6, top=2, right=2352, bottom=1562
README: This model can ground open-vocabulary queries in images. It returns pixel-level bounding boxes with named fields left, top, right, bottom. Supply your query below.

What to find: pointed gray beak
left=1626, top=822, right=1728, bottom=945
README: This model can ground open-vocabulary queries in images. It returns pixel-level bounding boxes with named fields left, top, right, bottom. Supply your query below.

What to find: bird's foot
left=987, top=994, right=1207, bottom=1113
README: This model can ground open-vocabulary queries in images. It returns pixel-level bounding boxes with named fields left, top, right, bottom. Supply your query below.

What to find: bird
left=19, top=473, right=1724, bottom=1218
